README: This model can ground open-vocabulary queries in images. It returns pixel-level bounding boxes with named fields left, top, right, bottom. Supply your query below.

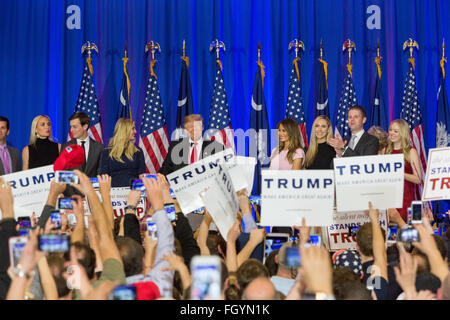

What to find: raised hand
left=98, top=174, right=112, bottom=195
left=0, top=177, right=14, bottom=219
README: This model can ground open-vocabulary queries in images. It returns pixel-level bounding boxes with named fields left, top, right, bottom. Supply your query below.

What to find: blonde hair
left=108, top=118, right=138, bottom=162
left=272, top=118, right=303, bottom=164
left=367, top=126, right=388, bottom=153
left=385, top=119, right=412, bottom=163
left=183, top=114, right=203, bottom=128
left=305, top=116, right=333, bottom=168
left=29, top=115, right=53, bottom=146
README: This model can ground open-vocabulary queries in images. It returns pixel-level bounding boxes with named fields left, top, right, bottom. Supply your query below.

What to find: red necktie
left=190, top=142, right=198, bottom=164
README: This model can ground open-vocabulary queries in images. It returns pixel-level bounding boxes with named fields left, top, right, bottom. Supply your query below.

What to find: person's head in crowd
left=332, top=267, right=371, bottom=300
left=412, top=234, right=448, bottom=273
left=69, top=112, right=90, bottom=141
left=274, top=118, right=302, bottom=163
left=264, top=249, right=279, bottom=277
left=385, top=119, right=412, bottom=161
left=108, top=118, right=138, bottom=163
left=237, top=258, right=270, bottom=290
left=183, top=114, right=204, bottom=141
left=241, top=277, right=276, bottom=300
left=116, top=236, right=144, bottom=277
left=275, top=241, right=298, bottom=279
left=47, top=254, right=71, bottom=298
left=305, top=115, right=333, bottom=167
left=355, top=222, right=386, bottom=262
left=347, top=105, right=367, bottom=134
left=206, top=231, right=227, bottom=260
left=224, top=272, right=241, bottom=300
left=415, top=272, right=441, bottom=296
left=332, top=250, right=363, bottom=276
left=29, top=115, right=54, bottom=145
left=0, top=116, right=10, bottom=145
left=64, top=242, right=97, bottom=280
left=367, top=125, right=388, bottom=153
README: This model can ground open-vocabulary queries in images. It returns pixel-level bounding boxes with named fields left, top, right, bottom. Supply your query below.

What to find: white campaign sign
left=0, top=165, right=55, bottom=218
left=83, top=187, right=147, bottom=220
left=422, top=147, right=450, bottom=201
left=259, top=170, right=335, bottom=226
left=167, top=149, right=236, bottom=214
left=227, top=156, right=256, bottom=194
left=334, top=154, right=404, bottom=212
left=326, top=209, right=388, bottom=251
left=202, top=165, right=239, bottom=241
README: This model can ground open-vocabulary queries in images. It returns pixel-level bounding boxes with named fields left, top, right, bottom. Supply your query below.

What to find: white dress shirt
left=77, top=137, right=90, bottom=161
left=189, top=137, right=203, bottom=163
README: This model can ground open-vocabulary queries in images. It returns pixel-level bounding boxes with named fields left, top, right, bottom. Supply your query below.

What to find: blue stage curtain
left=1, top=0, right=449, bottom=154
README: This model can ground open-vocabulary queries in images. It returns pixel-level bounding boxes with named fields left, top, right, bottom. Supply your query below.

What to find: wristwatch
left=124, top=205, right=137, bottom=213
left=13, top=264, right=34, bottom=280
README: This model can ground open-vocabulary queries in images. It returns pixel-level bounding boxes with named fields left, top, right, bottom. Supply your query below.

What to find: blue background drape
left=1, top=0, right=449, bottom=155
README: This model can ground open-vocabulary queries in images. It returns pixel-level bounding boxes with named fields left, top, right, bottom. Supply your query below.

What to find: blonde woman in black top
left=305, top=116, right=335, bottom=169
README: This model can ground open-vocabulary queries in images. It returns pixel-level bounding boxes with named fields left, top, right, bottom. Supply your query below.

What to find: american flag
left=138, top=63, right=170, bottom=174
left=400, top=60, right=427, bottom=200
left=72, top=60, right=103, bottom=143
left=286, top=57, right=308, bottom=148
left=334, top=70, right=357, bottom=140
left=206, top=60, right=234, bottom=150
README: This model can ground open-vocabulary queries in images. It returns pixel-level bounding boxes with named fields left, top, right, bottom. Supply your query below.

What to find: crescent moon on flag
left=251, top=96, right=262, bottom=111
left=316, top=99, right=328, bottom=110
left=120, top=90, right=126, bottom=106
left=178, top=97, right=187, bottom=107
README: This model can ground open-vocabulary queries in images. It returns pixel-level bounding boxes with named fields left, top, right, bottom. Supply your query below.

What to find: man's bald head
left=242, top=277, right=276, bottom=300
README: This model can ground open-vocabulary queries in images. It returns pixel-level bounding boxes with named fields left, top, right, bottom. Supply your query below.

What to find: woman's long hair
left=108, top=118, right=138, bottom=162
left=385, top=119, right=412, bottom=163
left=29, top=115, right=53, bottom=146
left=305, top=116, right=333, bottom=168
left=273, top=118, right=302, bottom=164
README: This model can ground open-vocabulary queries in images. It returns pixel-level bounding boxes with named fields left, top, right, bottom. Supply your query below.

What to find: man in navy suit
left=159, top=114, right=224, bottom=176
left=329, top=105, right=379, bottom=157
left=0, top=116, right=21, bottom=175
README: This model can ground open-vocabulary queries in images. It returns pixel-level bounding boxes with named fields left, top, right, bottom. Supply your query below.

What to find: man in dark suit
left=329, top=105, right=379, bottom=157
left=0, top=116, right=21, bottom=175
left=159, top=114, right=224, bottom=176
left=61, top=112, right=104, bottom=177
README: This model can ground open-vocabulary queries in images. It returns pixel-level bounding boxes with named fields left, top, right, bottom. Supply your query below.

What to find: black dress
left=100, top=147, right=146, bottom=187
left=306, top=142, right=336, bottom=170
left=28, top=138, right=59, bottom=169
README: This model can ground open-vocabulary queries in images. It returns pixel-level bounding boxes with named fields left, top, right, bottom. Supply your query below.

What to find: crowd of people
left=0, top=104, right=449, bottom=300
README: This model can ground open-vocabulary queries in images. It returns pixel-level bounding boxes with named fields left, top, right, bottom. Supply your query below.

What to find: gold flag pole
left=81, top=41, right=99, bottom=76
left=209, top=39, right=226, bottom=70
left=342, top=39, right=356, bottom=77
left=288, top=39, right=305, bottom=81
left=402, top=38, right=419, bottom=70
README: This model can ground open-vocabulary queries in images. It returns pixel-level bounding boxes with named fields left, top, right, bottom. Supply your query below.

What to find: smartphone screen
left=164, top=204, right=176, bottom=222
left=147, top=218, right=157, bottom=239
left=109, top=285, right=136, bottom=300
left=9, top=237, right=28, bottom=268
left=191, top=256, right=221, bottom=300
left=399, top=228, right=420, bottom=243
left=90, top=177, right=99, bottom=188
left=50, top=211, right=62, bottom=229
left=264, top=233, right=289, bottom=259
left=17, top=217, right=31, bottom=229
left=55, top=171, right=79, bottom=184
left=58, top=198, right=74, bottom=211
left=130, top=179, right=146, bottom=192
left=143, top=174, right=158, bottom=180
left=309, top=235, right=321, bottom=247
left=349, top=226, right=360, bottom=237
left=407, top=207, right=412, bottom=225
left=411, top=201, right=422, bottom=224
left=38, top=234, right=70, bottom=253
left=249, top=195, right=262, bottom=206
left=283, top=246, right=301, bottom=268
left=387, top=224, right=398, bottom=243
left=169, top=189, right=176, bottom=199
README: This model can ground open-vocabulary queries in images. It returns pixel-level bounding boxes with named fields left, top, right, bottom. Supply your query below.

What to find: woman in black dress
left=22, top=115, right=61, bottom=170
left=100, top=118, right=146, bottom=187
left=305, top=115, right=336, bottom=169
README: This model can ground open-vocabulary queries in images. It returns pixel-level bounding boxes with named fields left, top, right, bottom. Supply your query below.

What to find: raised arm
left=98, top=174, right=114, bottom=232
left=70, top=195, right=86, bottom=244
left=237, top=190, right=257, bottom=233
left=226, top=220, right=242, bottom=273
left=367, top=202, right=388, bottom=281
left=196, top=210, right=213, bottom=256
left=237, top=228, right=265, bottom=267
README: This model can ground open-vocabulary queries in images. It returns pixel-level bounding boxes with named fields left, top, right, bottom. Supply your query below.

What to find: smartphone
left=50, top=210, right=62, bottom=230
left=281, top=245, right=301, bottom=268
left=38, top=234, right=70, bottom=253
left=249, top=195, right=262, bottom=206
left=9, top=236, right=28, bottom=268
left=387, top=223, right=398, bottom=244
left=398, top=227, right=420, bottom=243
left=130, top=179, right=146, bottom=192
left=67, top=214, right=77, bottom=228
left=55, top=171, right=79, bottom=184
left=411, top=201, right=422, bottom=224
left=164, top=204, right=177, bottom=222
left=147, top=218, right=157, bottom=239
left=90, top=177, right=99, bottom=188
left=58, top=197, right=74, bottom=211
left=109, top=285, right=136, bottom=300
left=190, top=255, right=222, bottom=300
left=17, top=216, right=31, bottom=229
left=143, top=174, right=158, bottom=180
left=309, top=235, right=321, bottom=247
left=349, top=225, right=360, bottom=237
left=407, top=207, right=412, bottom=225
left=264, top=233, right=290, bottom=260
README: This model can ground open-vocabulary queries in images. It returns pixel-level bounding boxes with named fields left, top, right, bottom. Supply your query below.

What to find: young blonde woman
left=269, top=118, right=305, bottom=170
left=305, top=116, right=336, bottom=169
left=100, top=118, right=146, bottom=187
left=22, top=115, right=61, bottom=170
left=385, top=119, right=421, bottom=220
